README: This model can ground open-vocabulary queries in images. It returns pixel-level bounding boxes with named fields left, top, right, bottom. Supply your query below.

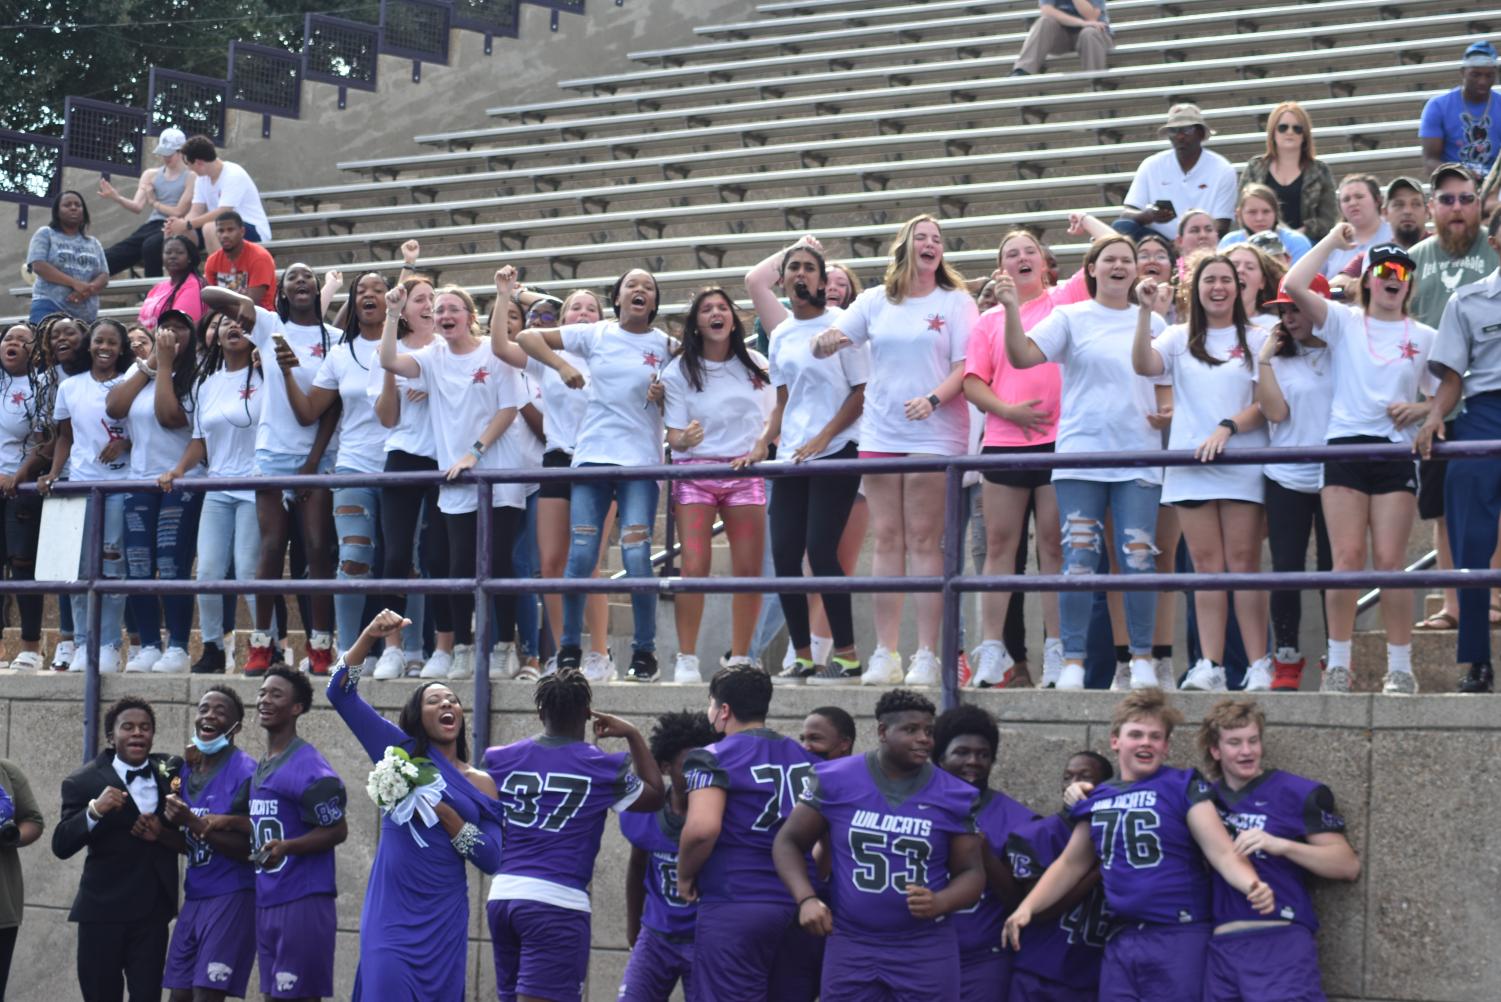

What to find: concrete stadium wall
left=1, top=674, right=1496, bottom=1002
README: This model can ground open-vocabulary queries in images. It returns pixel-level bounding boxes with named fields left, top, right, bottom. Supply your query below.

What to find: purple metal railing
left=14, top=439, right=1501, bottom=760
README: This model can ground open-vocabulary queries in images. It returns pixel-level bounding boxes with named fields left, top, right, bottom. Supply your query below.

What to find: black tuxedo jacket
left=51, top=750, right=180, bottom=923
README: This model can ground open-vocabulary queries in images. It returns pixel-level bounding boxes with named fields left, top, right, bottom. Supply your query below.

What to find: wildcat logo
left=206, top=962, right=233, bottom=983
left=275, top=972, right=299, bottom=992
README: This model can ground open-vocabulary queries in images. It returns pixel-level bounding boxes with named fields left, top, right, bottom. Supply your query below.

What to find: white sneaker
left=542, top=655, right=558, bottom=677
left=421, top=649, right=454, bottom=679
left=1154, top=656, right=1176, bottom=689
left=448, top=644, right=476, bottom=680
left=51, top=640, right=74, bottom=671
left=223, top=636, right=237, bottom=674
left=125, top=645, right=160, bottom=673
left=489, top=643, right=515, bottom=679
left=1321, top=662, right=1351, bottom=694
left=67, top=647, right=88, bottom=673
left=1180, top=658, right=1227, bottom=692
left=1041, top=640, right=1064, bottom=688
left=373, top=647, right=406, bottom=680
left=1243, top=657, right=1274, bottom=692
left=861, top=646, right=903, bottom=685
left=904, top=648, right=940, bottom=686
left=582, top=650, right=616, bottom=682
left=673, top=653, right=701, bottom=684
left=1055, top=662, right=1086, bottom=690
left=969, top=641, right=1013, bottom=688
left=1382, top=669, right=1418, bottom=695
left=1129, top=658, right=1159, bottom=690
left=12, top=651, right=43, bottom=672
left=1109, top=661, right=1131, bottom=692
left=96, top=646, right=120, bottom=674
left=781, top=643, right=799, bottom=672
left=153, top=646, right=190, bottom=674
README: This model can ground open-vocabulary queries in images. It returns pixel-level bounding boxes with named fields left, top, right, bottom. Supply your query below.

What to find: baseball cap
left=154, top=127, right=187, bottom=156
left=1159, top=103, right=1212, bottom=136
left=1384, top=176, right=1424, bottom=200
left=1246, top=230, right=1289, bottom=257
left=1430, top=162, right=1478, bottom=189
left=1366, top=243, right=1416, bottom=273
left=1267, top=273, right=1330, bottom=306
left=1460, top=40, right=1498, bottom=68
left=154, top=309, right=196, bottom=332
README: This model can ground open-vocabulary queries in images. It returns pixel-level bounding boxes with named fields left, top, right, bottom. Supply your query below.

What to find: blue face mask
left=191, top=722, right=239, bottom=756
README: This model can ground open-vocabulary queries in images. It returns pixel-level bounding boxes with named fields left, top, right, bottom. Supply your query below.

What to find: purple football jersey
left=1005, top=812, right=1108, bottom=990
left=620, top=807, right=697, bottom=938
left=1212, top=769, right=1346, bottom=930
left=179, top=747, right=257, bottom=899
left=483, top=735, right=643, bottom=895
left=1069, top=765, right=1214, bottom=926
left=802, top=752, right=981, bottom=937
left=682, top=728, right=817, bottom=904
left=234, top=738, right=346, bottom=907
left=952, top=787, right=1037, bottom=954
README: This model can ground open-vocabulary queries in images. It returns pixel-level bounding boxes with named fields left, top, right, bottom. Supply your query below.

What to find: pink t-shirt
left=964, top=271, right=1087, bottom=447
left=137, top=275, right=205, bottom=330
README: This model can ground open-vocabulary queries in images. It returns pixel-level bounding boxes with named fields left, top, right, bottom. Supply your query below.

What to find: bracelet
left=471, top=439, right=487, bottom=457
left=338, top=656, right=361, bottom=693
left=797, top=894, right=822, bottom=910
left=1218, top=418, right=1239, bottom=435
left=135, top=359, right=156, bottom=380
left=451, top=822, right=483, bottom=858
left=86, top=799, right=101, bottom=822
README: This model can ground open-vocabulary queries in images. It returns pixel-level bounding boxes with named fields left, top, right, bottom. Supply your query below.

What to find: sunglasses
left=1435, top=192, right=1478, bottom=206
left=1165, top=126, right=1198, bottom=136
left=1275, top=122, right=1306, bottom=135
left=1371, top=262, right=1411, bottom=282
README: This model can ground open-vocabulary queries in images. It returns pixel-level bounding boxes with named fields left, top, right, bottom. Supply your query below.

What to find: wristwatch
left=926, top=393, right=942, bottom=409
left=1218, top=418, right=1239, bottom=435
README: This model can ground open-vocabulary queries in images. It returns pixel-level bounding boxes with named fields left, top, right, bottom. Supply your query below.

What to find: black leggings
left=444, top=505, right=520, bottom=647
left=0, top=494, right=43, bottom=641
left=378, top=450, right=451, bottom=632
left=770, top=442, right=862, bottom=651
left=1264, top=476, right=1332, bottom=652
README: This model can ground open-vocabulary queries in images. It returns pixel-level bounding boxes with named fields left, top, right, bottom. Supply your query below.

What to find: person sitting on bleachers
left=1010, top=0, right=1113, bottom=78
left=1419, top=40, right=1501, bottom=179
left=203, top=211, right=275, bottom=310
left=96, top=127, right=195, bottom=279
left=1330, top=177, right=1430, bottom=295
left=1112, top=105, right=1237, bottom=244
left=164, top=135, right=272, bottom=254
left=1239, top=101, right=1339, bottom=241
left=1218, top=184, right=1313, bottom=262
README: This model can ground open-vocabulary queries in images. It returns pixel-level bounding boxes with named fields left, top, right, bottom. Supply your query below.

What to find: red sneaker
left=306, top=634, right=335, bottom=676
left=242, top=632, right=274, bottom=678
left=957, top=652, right=973, bottom=688
left=1271, top=656, right=1305, bottom=691
left=999, top=662, right=1035, bottom=689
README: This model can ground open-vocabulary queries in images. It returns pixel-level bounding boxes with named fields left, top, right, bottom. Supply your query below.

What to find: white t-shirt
left=1317, top=301, right=1438, bottom=444
left=836, top=285, right=977, bottom=455
left=498, top=370, right=544, bottom=499
left=1257, top=345, right=1332, bottom=493
left=55, top=371, right=128, bottom=481
left=1153, top=323, right=1270, bottom=504
left=1322, top=221, right=1393, bottom=279
left=559, top=321, right=673, bottom=467
left=372, top=337, right=436, bottom=461
left=1028, top=300, right=1166, bottom=484
left=125, top=380, right=194, bottom=480
left=314, top=336, right=386, bottom=474
left=0, top=373, right=38, bottom=477
left=193, top=161, right=271, bottom=239
left=768, top=308, right=869, bottom=459
left=524, top=352, right=590, bottom=455
left=662, top=350, right=774, bottom=459
left=1123, top=147, right=1239, bottom=240
left=406, top=338, right=524, bottom=514
left=249, top=308, right=340, bottom=458
left=193, top=366, right=263, bottom=501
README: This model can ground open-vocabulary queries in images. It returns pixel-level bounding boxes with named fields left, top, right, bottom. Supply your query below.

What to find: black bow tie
left=125, top=766, right=154, bottom=785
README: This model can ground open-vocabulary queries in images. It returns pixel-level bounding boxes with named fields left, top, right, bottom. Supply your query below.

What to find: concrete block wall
left=1, top=674, right=1497, bottom=1001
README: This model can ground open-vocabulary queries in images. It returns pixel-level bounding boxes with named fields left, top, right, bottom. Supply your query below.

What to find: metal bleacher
left=38, top=0, right=1494, bottom=322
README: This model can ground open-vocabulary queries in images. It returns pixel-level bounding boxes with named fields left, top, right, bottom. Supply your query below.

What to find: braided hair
left=534, top=669, right=593, bottom=733
left=275, top=263, right=332, bottom=360
left=192, top=311, right=261, bottom=429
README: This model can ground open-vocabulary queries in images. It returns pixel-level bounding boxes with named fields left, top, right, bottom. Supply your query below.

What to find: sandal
left=1414, top=612, right=1458, bottom=631
left=1491, top=602, right=1501, bottom=625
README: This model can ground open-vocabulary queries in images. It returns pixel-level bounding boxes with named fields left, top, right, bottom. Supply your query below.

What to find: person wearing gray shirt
left=1011, top=0, right=1113, bottom=77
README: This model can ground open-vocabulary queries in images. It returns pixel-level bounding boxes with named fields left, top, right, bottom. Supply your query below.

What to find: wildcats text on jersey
left=851, top=808, right=935, bottom=837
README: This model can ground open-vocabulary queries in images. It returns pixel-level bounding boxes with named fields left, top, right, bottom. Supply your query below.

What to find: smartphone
left=271, top=333, right=300, bottom=367
left=1154, top=199, right=1175, bottom=218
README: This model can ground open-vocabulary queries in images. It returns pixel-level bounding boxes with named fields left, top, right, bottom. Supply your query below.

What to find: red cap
left=1267, top=273, right=1329, bottom=306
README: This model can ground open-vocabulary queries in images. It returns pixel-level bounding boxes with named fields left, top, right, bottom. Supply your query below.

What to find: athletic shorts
left=688, top=900, right=797, bottom=1002
left=256, top=895, right=336, bottom=999
left=1204, top=924, right=1326, bottom=1002
left=619, top=927, right=694, bottom=1002
left=1008, top=967, right=1099, bottom=1002
left=1416, top=422, right=1455, bottom=519
left=1321, top=436, right=1417, bottom=496
left=163, top=889, right=255, bottom=998
left=487, top=898, right=591, bottom=1002
left=540, top=448, right=574, bottom=501
left=671, top=458, right=766, bottom=508
left=959, top=945, right=1011, bottom=1001
left=820, top=924, right=960, bottom=1002
left=981, top=442, right=1056, bottom=489
left=1100, top=923, right=1209, bottom=1002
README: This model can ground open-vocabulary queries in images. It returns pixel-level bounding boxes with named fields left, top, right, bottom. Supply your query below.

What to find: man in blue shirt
left=1419, top=40, right=1501, bottom=177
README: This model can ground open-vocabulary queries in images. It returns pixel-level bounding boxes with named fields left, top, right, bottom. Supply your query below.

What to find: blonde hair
left=1196, top=699, right=1266, bottom=779
left=1110, top=689, right=1183, bottom=738
left=883, top=214, right=966, bottom=302
left=1263, top=101, right=1316, bottom=167
left=1235, top=184, right=1283, bottom=231
left=827, top=263, right=863, bottom=308
left=436, top=285, right=483, bottom=337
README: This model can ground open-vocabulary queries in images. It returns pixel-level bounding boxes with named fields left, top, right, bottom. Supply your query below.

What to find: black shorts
left=1322, top=435, right=1417, bottom=496
left=1416, top=421, right=1456, bottom=519
left=540, top=448, right=573, bottom=501
left=980, top=442, right=1055, bottom=489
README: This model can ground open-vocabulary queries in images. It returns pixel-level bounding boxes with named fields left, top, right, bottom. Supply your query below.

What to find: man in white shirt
left=164, top=135, right=272, bottom=253
left=1113, top=104, right=1238, bottom=243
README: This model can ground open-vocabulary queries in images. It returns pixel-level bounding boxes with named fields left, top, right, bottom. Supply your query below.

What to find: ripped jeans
left=1053, top=477, right=1161, bottom=661
left=123, top=488, right=203, bottom=650
left=332, top=480, right=379, bottom=654
left=563, top=470, right=659, bottom=652
left=71, top=492, right=126, bottom=652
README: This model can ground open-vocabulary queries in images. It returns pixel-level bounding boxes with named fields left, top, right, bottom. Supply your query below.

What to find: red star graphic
left=1398, top=340, right=1419, bottom=360
left=239, top=384, right=257, bottom=400
left=642, top=352, right=662, bottom=368
left=309, top=343, right=325, bottom=359
left=9, top=392, right=25, bottom=406
left=925, top=314, right=946, bottom=332
left=1228, top=345, right=1246, bottom=359
left=471, top=367, right=489, bottom=384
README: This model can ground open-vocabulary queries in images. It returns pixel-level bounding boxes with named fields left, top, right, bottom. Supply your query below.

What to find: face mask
left=192, top=722, right=239, bottom=755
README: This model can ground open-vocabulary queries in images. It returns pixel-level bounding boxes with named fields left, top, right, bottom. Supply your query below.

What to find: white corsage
left=366, top=746, right=447, bottom=847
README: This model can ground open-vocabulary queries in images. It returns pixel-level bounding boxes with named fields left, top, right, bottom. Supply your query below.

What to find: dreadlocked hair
left=649, top=710, right=719, bottom=765
left=0, top=322, right=43, bottom=450
left=276, top=263, right=331, bottom=360
left=534, top=669, right=593, bottom=732
left=336, top=271, right=390, bottom=371
left=874, top=688, right=936, bottom=722
left=32, top=313, right=88, bottom=446
left=933, top=704, right=999, bottom=761
left=192, top=311, right=261, bottom=430
left=673, top=287, right=767, bottom=393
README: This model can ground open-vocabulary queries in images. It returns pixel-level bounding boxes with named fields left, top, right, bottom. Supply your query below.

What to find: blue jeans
left=196, top=492, right=260, bottom=645
left=123, top=488, right=202, bottom=649
left=1110, top=217, right=1156, bottom=242
left=564, top=470, right=659, bottom=652
left=332, top=478, right=379, bottom=653
left=510, top=492, right=541, bottom=658
left=1053, top=478, right=1161, bottom=660
left=72, top=493, right=126, bottom=652
left=1448, top=392, right=1501, bottom=665
left=28, top=297, right=69, bottom=324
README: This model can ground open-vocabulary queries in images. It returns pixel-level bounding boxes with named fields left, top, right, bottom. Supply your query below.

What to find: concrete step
left=1351, top=627, right=1497, bottom=694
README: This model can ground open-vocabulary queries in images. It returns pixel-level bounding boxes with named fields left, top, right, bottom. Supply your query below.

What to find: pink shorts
left=858, top=450, right=907, bottom=460
left=671, top=458, right=767, bottom=508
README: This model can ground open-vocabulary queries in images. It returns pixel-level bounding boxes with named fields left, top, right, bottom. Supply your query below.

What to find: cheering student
left=31, top=313, right=88, bottom=670
left=934, top=705, right=1036, bottom=1001
left=1197, top=700, right=1360, bottom=1002
left=677, top=665, right=821, bottom=1001
left=52, top=697, right=179, bottom=1002
left=327, top=609, right=506, bottom=1002
left=160, top=687, right=257, bottom=1002
left=1004, top=752, right=1114, bottom=1002
left=0, top=322, right=46, bottom=672
left=772, top=690, right=986, bottom=1001
left=618, top=710, right=720, bottom=1002
left=219, top=668, right=348, bottom=1002
left=1002, top=690, right=1275, bottom=1002
left=799, top=705, right=856, bottom=762
left=482, top=671, right=664, bottom=1002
